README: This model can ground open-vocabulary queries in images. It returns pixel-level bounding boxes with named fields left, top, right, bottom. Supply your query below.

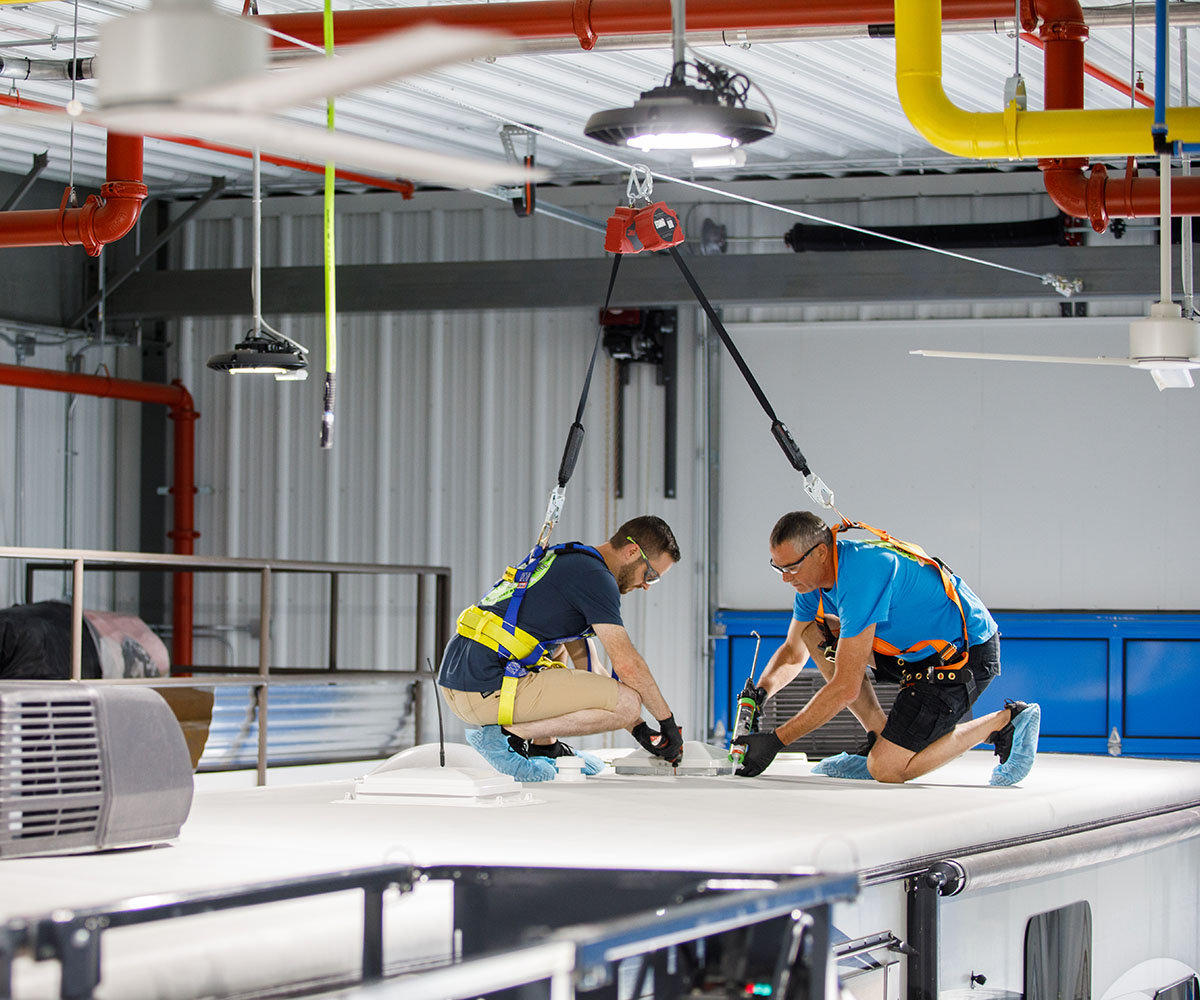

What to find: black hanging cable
left=556, top=253, right=623, bottom=488
left=667, top=245, right=813, bottom=477
left=426, top=657, right=445, bottom=768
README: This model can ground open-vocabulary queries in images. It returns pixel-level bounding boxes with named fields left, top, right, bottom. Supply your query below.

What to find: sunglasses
left=627, top=536, right=661, bottom=585
left=769, top=540, right=821, bottom=576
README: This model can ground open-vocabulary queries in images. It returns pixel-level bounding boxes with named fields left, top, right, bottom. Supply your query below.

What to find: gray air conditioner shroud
left=0, top=682, right=194, bottom=858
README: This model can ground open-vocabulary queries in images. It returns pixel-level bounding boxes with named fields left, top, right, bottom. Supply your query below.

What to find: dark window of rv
left=1024, top=900, right=1092, bottom=1000
left=1155, top=976, right=1200, bottom=1000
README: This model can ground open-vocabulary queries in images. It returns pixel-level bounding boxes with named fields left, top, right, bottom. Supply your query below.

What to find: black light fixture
left=206, top=150, right=309, bottom=381
left=207, top=331, right=309, bottom=378
left=583, top=0, right=774, bottom=152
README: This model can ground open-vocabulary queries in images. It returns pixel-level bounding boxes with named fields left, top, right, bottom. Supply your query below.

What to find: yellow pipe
left=895, top=0, right=1200, bottom=158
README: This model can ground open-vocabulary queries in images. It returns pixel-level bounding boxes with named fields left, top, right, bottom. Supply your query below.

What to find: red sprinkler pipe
left=1034, top=0, right=1200, bottom=231
left=0, top=132, right=147, bottom=257
left=257, top=0, right=1017, bottom=51
left=0, top=364, right=199, bottom=668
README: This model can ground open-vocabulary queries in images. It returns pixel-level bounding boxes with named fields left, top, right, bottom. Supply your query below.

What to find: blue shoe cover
left=811, top=752, right=873, bottom=780
left=989, top=703, right=1041, bottom=787
left=566, top=748, right=605, bottom=776
left=466, top=726, right=557, bottom=783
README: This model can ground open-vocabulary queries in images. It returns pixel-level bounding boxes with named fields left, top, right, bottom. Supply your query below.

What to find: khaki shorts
left=441, top=668, right=620, bottom=727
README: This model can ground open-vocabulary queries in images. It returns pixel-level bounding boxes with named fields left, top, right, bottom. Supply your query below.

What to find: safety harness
left=814, top=520, right=972, bottom=686
left=457, top=542, right=607, bottom=727
left=454, top=167, right=844, bottom=727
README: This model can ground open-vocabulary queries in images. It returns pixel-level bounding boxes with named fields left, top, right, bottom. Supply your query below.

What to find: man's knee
left=613, top=684, right=643, bottom=727
left=866, top=749, right=912, bottom=784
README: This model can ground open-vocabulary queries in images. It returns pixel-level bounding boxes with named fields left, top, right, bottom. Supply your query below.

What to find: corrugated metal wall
left=0, top=334, right=137, bottom=614
left=169, top=192, right=708, bottom=744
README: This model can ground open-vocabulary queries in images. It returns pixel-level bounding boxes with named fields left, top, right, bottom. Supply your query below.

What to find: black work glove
left=738, top=680, right=768, bottom=733
left=632, top=714, right=685, bottom=766
left=733, top=730, right=785, bottom=777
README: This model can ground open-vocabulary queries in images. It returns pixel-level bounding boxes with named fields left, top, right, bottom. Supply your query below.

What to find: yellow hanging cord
left=320, top=0, right=337, bottom=449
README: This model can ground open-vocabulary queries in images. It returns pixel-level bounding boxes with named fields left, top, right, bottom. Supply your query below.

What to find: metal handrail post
left=70, top=558, right=84, bottom=681
left=257, top=566, right=271, bottom=786
left=435, top=571, right=451, bottom=664
left=328, top=572, right=339, bottom=670
left=415, top=574, right=426, bottom=669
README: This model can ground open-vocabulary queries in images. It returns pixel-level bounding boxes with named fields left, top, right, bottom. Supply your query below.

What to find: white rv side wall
left=716, top=319, right=1200, bottom=611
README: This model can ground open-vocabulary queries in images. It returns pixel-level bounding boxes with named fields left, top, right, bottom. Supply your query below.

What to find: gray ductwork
left=0, top=55, right=95, bottom=82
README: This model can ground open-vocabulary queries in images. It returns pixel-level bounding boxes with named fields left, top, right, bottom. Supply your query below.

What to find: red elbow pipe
left=0, top=364, right=199, bottom=668
left=0, top=132, right=147, bottom=256
left=1034, top=0, right=1200, bottom=229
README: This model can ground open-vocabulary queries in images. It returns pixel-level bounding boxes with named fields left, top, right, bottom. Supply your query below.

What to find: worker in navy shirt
left=439, top=515, right=684, bottom=781
left=733, top=511, right=1040, bottom=785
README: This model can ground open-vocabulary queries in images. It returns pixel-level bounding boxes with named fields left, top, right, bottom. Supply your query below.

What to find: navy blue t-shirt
left=438, top=546, right=624, bottom=693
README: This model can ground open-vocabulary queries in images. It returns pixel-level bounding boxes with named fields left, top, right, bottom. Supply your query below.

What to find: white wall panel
left=716, top=318, right=1200, bottom=614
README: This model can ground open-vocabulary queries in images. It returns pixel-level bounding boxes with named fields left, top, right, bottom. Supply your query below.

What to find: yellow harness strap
left=455, top=605, right=567, bottom=726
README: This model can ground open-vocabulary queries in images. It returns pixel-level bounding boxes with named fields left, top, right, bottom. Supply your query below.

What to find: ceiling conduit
left=0, top=132, right=147, bottom=256
left=895, top=0, right=1200, bottom=156
left=1034, top=0, right=1200, bottom=230
left=0, top=364, right=198, bottom=668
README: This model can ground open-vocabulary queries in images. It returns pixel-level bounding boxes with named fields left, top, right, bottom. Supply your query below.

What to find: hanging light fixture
left=206, top=149, right=310, bottom=381
left=206, top=332, right=309, bottom=376
left=583, top=0, right=774, bottom=152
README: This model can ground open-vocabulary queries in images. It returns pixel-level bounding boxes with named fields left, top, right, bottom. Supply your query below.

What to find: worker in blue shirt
left=733, top=510, right=1039, bottom=785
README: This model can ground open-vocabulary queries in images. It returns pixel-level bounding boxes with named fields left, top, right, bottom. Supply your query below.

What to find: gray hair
left=769, top=511, right=832, bottom=552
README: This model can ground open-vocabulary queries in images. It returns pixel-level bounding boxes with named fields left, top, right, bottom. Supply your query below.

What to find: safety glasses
left=626, top=536, right=661, bottom=585
left=769, top=541, right=820, bottom=576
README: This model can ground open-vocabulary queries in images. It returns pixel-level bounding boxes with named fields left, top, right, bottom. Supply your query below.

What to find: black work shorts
left=878, top=633, right=1001, bottom=753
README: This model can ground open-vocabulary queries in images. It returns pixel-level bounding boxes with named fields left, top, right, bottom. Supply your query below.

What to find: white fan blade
left=187, top=24, right=512, bottom=115
left=910, top=350, right=1135, bottom=367
left=96, top=107, right=546, bottom=187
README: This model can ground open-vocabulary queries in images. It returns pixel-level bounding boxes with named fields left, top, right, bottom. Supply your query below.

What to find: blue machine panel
left=1125, top=640, right=1200, bottom=738
left=972, top=638, right=1109, bottom=738
left=713, top=609, right=1200, bottom=759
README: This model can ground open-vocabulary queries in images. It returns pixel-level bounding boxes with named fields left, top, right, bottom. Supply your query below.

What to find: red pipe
left=257, top=0, right=1017, bottom=51
left=1021, top=33, right=1153, bottom=108
left=1033, top=0, right=1200, bottom=230
left=0, top=133, right=147, bottom=256
left=0, top=364, right=199, bottom=668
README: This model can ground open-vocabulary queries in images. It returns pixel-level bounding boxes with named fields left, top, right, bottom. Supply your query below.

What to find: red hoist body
left=604, top=202, right=685, bottom=254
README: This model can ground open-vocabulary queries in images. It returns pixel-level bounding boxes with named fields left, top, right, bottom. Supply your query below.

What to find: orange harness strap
left=815, top=520, right=971, bottom=682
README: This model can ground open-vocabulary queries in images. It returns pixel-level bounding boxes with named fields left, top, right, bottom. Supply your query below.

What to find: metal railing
left=1, top=863, right=859, bottom=1000
left=0, top=545, right=452, bottom=784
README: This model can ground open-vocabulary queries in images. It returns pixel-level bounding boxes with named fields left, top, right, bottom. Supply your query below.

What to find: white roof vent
left=349, top=743, right=540, bottom=808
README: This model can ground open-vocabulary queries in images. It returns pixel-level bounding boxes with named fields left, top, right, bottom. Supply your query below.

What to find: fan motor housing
left=1129, top=313, right=1200, bottom=364
left=0, top=683, right=194, bottom=859
left=96, top=0, right=266, bottom=107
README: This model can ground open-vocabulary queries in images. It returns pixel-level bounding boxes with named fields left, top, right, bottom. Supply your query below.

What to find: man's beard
left=616, top=562, right=639, bottom=594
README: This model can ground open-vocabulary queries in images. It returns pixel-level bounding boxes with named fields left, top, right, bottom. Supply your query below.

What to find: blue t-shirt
left=792, top=539, right=996, bottom=661
left=438, top=546, right=624, bottom=693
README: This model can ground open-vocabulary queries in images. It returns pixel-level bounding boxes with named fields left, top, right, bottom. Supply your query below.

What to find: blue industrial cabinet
left=712, top=611, right=1200, bottom=759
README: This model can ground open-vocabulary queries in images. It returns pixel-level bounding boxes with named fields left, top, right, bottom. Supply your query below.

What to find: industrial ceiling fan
left=911, top=308, right=1200, bottom=391
left=7, top=0, right=546, bottom=189
left=912, top=149, right=1200, bottom=390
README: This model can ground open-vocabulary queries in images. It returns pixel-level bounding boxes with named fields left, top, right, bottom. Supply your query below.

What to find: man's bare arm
left=591, top=622, right=672, bottom=722
left=757, top=617, right=814, bottom=696
left=774, top=625, right=876, bottom=746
